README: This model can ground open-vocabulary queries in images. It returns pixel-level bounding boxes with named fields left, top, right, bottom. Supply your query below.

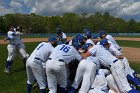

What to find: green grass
left=116, top=40, right=140, bottom=48
left=0, top=42, right=140, bottom=93
left=0, top=42, right=40, bottom=93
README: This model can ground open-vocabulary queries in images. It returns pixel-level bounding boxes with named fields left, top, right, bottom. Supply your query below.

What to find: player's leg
left=55, top=62, right=67, bottom=93
left=26, top=59, right=36, bottom=93
left=69, top=59, right=86, bottom=93
left=88, top=88, right=106, bottom=93
left=18, top=43, right=29, bottom=67
left=4, top=44, right=16, bottom=74
left=46, top=60, right=58, bottom=93
left=122, top=57, right=135, bottom=77
left=31, top=61, right=46, bottom=93
left=110, top=60, right=132, bottom=92
left=78, top=61, right=96, bottom=93
left=106, top=74, right=121, bottom=93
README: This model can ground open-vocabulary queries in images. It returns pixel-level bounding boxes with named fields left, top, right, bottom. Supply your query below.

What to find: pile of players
left=4, top=26, right=140, bottom=93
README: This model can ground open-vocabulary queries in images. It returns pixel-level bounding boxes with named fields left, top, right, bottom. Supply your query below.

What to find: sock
left=27, top=83, right=32, bottom=93
left=6, top=60, right=13, bottom=69
left=40, top=89, right=46, bottom=93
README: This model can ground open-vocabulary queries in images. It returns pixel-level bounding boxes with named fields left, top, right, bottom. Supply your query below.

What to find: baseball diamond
left=0, top=27, right=140, bottom=93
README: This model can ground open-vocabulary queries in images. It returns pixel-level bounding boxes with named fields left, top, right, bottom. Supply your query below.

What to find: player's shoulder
left=8, top=30, right=14, bottom=34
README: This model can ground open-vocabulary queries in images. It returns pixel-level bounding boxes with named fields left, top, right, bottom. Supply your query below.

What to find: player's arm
left=115, top=55, right=124, bottom=59
left=15, top=31, right=24, bottom=35
left=81, top=51, right=92, bottom=59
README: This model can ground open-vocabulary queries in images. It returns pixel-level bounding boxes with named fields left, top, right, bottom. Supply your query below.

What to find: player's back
left=89, top=45, right=118, bottom=68
left=49, top=44, right=81, bottom=64
left=29, top=42, right=54, bottom=62
left=86, top=39, right=95, bottom=45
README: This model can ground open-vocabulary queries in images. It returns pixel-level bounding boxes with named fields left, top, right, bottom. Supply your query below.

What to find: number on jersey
left=60, top=45, right=70, bottom=53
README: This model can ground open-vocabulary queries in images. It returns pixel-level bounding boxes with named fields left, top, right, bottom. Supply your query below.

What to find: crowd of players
left=4, top=26, right=140, bottom=93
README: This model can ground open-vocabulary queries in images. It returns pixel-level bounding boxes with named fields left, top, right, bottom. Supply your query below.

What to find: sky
left=0, top=0, right=140, bottom=21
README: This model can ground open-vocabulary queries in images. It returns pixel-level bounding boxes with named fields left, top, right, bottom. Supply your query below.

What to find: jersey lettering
left=37, top=44, right=44, bottom=50
left=60, top=45, right=70, bottom=53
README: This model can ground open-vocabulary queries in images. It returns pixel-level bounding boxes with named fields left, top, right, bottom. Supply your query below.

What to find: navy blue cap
left=99, top=30, right=106, bottom=37
left=100, top=39, right=108, bottom=45
left=48, top=37, right=57, bottom=42
left=72, top=42, right=80, bottom=49
left=92, top=34, right=99, bottom=39
left=72, top=37, right=79, bottom=42
left=56, top=28, right=62, bottom=35
left=81, top=43, right=93, bottom=50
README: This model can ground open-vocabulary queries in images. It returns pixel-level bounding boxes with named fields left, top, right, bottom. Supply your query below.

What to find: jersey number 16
left=60, top=45, right=70, bottom=53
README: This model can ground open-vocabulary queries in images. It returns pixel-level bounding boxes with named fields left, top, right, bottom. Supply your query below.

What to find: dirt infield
left=0, top=37, right=140, bottom=61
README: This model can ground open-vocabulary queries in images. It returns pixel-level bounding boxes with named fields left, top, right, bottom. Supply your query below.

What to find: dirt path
left=0, top=37, right=140, bottom=61
left=123, top=47, right=140, bottom=61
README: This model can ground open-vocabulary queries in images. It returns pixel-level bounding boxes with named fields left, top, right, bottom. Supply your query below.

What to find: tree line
left=0, top=12, right=140, bottom=33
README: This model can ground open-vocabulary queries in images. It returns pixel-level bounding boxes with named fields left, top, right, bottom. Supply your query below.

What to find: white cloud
left=118, top=1, right=140, bottom=16
left=10, top=1, right=23, bottom=8
left=0, top=0, right=140, bottom=20
left=9, top=0, right=23, bottom=13
left=0, top=5, right=13, bottom=16
left=24, top=0, right=35, bottom=7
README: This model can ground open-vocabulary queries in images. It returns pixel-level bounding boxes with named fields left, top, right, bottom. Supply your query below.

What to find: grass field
left=116, top=40, right=140, bottom=48
left=0, top=41, right=140, bottom=93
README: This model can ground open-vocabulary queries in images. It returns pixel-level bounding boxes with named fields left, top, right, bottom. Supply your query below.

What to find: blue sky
left=0, top=0, right=140, bottom=21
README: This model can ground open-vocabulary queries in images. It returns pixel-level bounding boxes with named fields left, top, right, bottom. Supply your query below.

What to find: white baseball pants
left=26, top=58, right=46, bottom=89
left=110, top=60, right=132, bottom=93
left=46, top=60, right=67, bottom=93
left=72, top=59, right=96, bottom=93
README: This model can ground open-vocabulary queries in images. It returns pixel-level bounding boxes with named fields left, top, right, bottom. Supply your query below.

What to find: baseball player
left=26, top=37, right=57, bottom=93
left=56, top=27, right=67, bottom=43
left=69, top=43, right=98, bottom=93
left=100, top=39, right=140, bottom=88
left=4, top=26, right=29, bottom=74
left=99, top=30, right=122, bottom=53
left=81, top=44, right=139, bottom=93
left=46, top=41, right=82, bottom=93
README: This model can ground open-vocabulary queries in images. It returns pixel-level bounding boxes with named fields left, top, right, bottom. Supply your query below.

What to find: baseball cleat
left=4, top=68, right=11, bottom=75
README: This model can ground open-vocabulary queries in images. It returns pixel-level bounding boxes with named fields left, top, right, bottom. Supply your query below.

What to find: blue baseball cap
left=56, top=28, right=62, bottom=35
left=72, top=37, right=79, bottom=42
left=72, top=42, right=80, bottom=49
left=92, top=34, right=99, bottom=39
left=81, top=43, right=93, bottom=50
left=48, top=37, right=57, bottom=42
left=99, top=30, right=106, bottom=37
left=100, top=39, right=108, bottom=45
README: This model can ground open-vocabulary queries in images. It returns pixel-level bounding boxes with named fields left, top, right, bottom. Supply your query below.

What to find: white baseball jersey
left=86, top=39, right=95, bottom=45
left=29, top=42, right=54, bottom=62
left=49, top=44, right=82, bottom=64
left=62, top=32, right=67, bottom=39
left=68, top=40, right=72, bottom=45
left=14, top=31, right=23, bottom=44
left=106, top=35, right=121, bottom=51
left=88, top=45, right=118, bottom=68
left=108, top=41, right=122, bottom=56
left=7, top=31, right=16, bottom=45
